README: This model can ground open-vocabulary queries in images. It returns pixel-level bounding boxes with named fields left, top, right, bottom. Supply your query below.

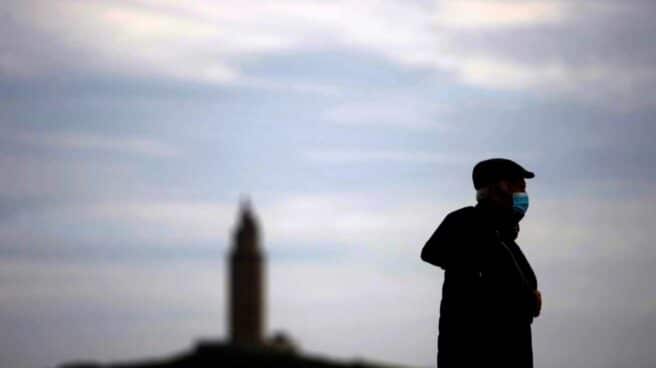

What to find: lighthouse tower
left=228, top=198, right=265, bottom=347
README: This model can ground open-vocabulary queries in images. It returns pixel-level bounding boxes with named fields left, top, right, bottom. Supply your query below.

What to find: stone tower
left=228, top=198, right=265, bottom=347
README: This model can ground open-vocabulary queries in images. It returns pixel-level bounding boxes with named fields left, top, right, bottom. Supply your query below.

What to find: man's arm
left=420, top=225, right=442, bottom=266
left=420, top=209, right=474, bottom=269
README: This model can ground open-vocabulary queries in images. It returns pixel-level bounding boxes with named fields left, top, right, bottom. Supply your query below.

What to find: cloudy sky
left=1, top=1, right=655, bottom=367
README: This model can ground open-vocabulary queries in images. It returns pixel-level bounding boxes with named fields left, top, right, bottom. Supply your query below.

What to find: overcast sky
left=1, top=1, right=655, bottom=367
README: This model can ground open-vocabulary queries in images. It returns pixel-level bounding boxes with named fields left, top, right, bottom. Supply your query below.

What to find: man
left=420, top=158, right=542, bottom=368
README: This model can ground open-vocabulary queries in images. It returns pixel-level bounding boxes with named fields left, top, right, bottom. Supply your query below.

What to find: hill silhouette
left=59, top=341, right=410, bottom=368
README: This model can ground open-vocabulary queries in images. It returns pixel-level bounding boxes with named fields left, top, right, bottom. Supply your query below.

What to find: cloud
left=0, top=192, right=450, bottom=261
left=434, top=1, right=568, bottom=29
left=0, top=200, right=237, bottom=257
left=268, top=260, right=439, bottom=364
left=2, top=0, right=294, bottom=82
left=430, top=1, right=656, bottom=107
left=4, top=0, right=423, bottom=83
left=91, top=200, right=237, bottom=244
left=0, top=258, right=223, bottom=311
left=321, top=95, right=445, bottom=128
left=303, top=149, right=466, bottom=165
left=15, top=131, right=181, bottom=158
left=450, top=57, right=574, bottom=90
left=4, top=0, right=655, bottom=107
left=5, top=187, right=654, bottom=266
left=522, top=194, right=656, bottom=266
left=0, top=153, right=137, bottom=200
left=0, top=258, right=225, bottom=367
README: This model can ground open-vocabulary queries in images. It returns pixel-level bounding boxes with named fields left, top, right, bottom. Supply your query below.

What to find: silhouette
left=60, top=198, right=409, bottom=368
left=420, top=158, right=542, bottom=368
left=229, top=198, right=266, bottom=347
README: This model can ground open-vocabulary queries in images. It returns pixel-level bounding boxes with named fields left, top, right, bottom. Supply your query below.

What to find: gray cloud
left=3, top=1, right=654, bottom=107
left=434, top=1, right=656, bottom=107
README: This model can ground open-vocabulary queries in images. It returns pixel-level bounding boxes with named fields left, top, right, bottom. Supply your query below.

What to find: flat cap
left=472, top=158, right=535, bottom=189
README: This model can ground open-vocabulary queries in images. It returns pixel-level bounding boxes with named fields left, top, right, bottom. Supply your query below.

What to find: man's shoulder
left=440, top=205, right=489, bottom=234
left=444, top=205, right=478, bottom=222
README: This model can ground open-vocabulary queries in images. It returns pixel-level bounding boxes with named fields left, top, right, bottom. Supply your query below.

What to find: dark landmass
left=59, top=341, right=409, bottom=368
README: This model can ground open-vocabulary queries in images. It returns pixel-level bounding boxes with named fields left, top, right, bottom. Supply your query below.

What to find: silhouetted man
left=421, top=158, right=542, bottom=368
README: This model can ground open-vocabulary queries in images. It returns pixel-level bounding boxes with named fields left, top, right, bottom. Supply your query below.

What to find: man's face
left=501, top=177, right=526, bottom=193
left=491, top=177, right=527, bottom=209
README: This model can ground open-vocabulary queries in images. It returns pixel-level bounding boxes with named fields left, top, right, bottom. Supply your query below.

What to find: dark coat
left=420, top=203, right=538, bottom=368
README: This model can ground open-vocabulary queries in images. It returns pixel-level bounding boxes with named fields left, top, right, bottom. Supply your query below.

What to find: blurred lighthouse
left=228, top=197, right=266, bottom=347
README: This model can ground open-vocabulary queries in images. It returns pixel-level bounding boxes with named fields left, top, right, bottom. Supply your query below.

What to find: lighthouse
left=228, top=198, right=265, bottom=347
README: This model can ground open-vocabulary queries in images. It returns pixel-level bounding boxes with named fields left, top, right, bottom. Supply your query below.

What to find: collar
left=475, top=200, right=519, bottom=240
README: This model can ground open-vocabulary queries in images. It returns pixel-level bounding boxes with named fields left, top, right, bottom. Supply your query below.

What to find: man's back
left=421, top=203, right=538, bottom=368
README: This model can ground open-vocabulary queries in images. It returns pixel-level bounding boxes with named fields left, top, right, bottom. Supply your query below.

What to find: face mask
left=512, top=192, right=529, bottom=219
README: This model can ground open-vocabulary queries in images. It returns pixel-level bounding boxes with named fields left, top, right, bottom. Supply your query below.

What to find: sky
left=1, top=1, right=655, bottom=367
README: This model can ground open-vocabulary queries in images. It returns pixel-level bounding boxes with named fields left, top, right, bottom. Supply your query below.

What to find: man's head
left=473, top=158, right=534, bottom=213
